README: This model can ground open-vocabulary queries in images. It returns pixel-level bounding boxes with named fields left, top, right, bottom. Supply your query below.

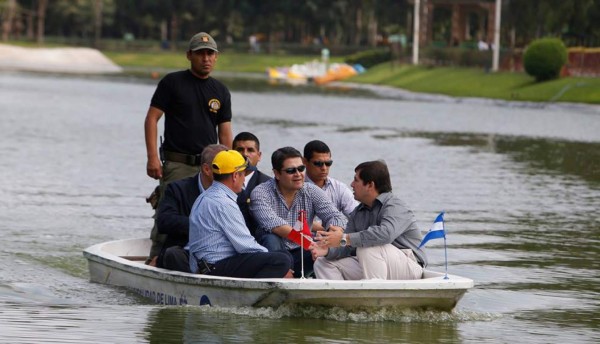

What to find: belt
left=163, top=150, right=202, bottom=166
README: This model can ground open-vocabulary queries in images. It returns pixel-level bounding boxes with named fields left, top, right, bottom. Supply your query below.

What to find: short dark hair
left=201, top=144, right=228, bottom=165
left=303, top=140, right=331, bottom=161
left=271, top=146, right=302, bottom=171
left=213, top=172, right=231, bottom=182
left=233, top=132, right=260, bottom=151
left=355, top=160, right=392, bottom=193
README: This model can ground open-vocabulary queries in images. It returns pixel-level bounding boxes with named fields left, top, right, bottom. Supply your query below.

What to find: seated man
left=188, top=150, right=292, bottom=278
left=250, top=146, right=347, bottom=278
left=155, top=144, right=227, bottom=272
left=311, top=160, right=427, bottom=280
left=303, top=140, right=358, bottom=231
left=232, top=132, right=271, bottom=237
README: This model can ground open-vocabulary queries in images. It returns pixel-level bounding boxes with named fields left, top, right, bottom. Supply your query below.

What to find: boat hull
left=84, top=238, right=473, bottom=310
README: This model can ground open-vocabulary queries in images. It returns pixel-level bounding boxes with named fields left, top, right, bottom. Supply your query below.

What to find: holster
left=145, top=185, right=161, bottom=210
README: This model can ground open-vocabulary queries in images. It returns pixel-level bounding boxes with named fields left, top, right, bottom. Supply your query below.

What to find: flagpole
left=300, top=210, right=306, bottom=279
left=443, top=236, right=449, bottom=279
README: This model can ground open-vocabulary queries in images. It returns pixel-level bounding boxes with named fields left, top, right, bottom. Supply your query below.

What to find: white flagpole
left=300, top=210, right=306, bottom=279
left=443, top=236, right=449, bottom=279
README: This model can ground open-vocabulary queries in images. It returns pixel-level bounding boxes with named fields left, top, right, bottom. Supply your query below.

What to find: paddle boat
left=83, top=238, right=473, bottom=311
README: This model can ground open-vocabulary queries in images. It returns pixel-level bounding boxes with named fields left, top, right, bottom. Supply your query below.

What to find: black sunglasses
left=312, top=160, right=333, bottom=167
left=281, top=165, right=306, bottom=174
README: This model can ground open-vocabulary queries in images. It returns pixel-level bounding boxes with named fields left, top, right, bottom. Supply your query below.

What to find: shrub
left=345, top=49, right=391, bottom=68
left=523, top=38, right=567, bottom=82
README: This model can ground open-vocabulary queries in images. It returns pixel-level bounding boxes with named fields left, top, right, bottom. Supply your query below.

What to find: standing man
left=155, top=144, right=227, bottom=272
left=303, top=140, right=358, bottom=232
left=311, top=160, right=427, bottom=280
left=188, top=150, right=292, bottom=278
left=144, top=32, right=233, bottom=260
left=232, top=132, right=271, bottom=237
left=250, top=146, right=347, bottom=278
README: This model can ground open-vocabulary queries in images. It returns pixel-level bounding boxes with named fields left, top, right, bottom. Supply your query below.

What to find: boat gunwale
left=84, top=238, right=474, bottom=292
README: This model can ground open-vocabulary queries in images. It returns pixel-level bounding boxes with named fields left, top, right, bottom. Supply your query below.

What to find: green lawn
left=348, top=62, right=600, bottom=104
left=103, top=51, right=600, bottom=104
left=104, top=50, right=344, bottom=73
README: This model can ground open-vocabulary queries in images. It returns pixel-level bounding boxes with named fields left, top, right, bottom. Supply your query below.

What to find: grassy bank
left=104, top=50, right=600, bottom=104
left=348, top=62, right=600, bottom=104
left=104, top=50, right=344, bottom=73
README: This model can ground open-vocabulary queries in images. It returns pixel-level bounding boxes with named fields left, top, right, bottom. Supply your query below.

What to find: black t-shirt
left=150, top=70, right=232, bottom=155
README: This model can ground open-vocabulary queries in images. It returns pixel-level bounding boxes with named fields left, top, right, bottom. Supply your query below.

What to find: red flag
left=287, top=210, right=313, bottom=250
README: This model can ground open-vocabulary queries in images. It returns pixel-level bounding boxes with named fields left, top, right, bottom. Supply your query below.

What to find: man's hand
left=310, top=242, right=328, bottom=260
left=146, top=156, right=162, bottom=179
left=319, top=226, right=344, bottom=247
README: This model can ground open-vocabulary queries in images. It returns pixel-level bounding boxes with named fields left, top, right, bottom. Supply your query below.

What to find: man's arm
left=309, top=184, right=347, bottom=229
left=156, top=183, right=189, bottom=238
left=217, top=121, right=233, bottom=149
left=249, top=185, right=289, bottom=236
left=338, top=182, right=360, bottom=217
left=144, top=106, right=164, bottom=179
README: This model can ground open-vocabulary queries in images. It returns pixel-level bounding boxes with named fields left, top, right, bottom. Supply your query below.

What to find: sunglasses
left=281, top=165, right=306, bottom=175
left=312, top=160, right=333, bottom=167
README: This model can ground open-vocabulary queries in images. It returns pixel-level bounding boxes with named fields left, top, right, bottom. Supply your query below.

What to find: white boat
left=83, top=238, right=473, bottom=311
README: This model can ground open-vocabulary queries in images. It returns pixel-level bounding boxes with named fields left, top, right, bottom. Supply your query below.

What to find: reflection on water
left=1, top=72, right=599, bottom=343
left=144, top=306, right=477, bottom=344
left=429, top=133, right=600, bottom=184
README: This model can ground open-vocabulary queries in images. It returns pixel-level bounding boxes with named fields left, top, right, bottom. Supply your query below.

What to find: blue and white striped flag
left=419, top=212, right=446, bottom=248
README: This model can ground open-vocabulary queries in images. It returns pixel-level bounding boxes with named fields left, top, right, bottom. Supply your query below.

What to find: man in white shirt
left=303, top=140, right=358, bottom=232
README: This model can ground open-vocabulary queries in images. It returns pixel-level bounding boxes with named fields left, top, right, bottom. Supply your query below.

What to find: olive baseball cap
left=212, top=150, right=248, bottom=175
left=189, top=32, right=218, bottom=52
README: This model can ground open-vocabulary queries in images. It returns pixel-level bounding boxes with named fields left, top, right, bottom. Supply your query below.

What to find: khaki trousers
left=314, top=244, right=423, bottom=280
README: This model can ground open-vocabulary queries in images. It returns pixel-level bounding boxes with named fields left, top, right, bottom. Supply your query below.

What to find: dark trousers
left=259, top=233, right=314, bottom=278
left=288, top=247, right=314, bottom=278
left=211, top=252, right=291, bottom=278
left=159, top=246, right=191, bottom=273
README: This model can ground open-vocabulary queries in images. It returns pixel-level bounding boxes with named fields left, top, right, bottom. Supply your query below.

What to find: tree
left=36, top=0, right=47, bottom=43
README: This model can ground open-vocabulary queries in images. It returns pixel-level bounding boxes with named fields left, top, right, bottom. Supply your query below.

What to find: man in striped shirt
left=250, top=147, right=347, bottom=278
left=188, top=150, right=292, bottom=278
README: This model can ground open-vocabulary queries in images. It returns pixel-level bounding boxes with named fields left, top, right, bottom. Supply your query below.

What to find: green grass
left=95, top=50, right=600, bottom=104
left=348, top=62, right=600, bottom=104
left=104, top=50, right=344, bottom=73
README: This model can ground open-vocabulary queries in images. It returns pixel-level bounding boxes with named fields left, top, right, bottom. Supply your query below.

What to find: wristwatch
left=340, top=234, right=348, bottom=247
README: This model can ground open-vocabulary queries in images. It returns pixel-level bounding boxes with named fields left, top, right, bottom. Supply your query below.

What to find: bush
left=523, top=38, right=567, bottom=82
left=345, top=49, right=391, bottom=68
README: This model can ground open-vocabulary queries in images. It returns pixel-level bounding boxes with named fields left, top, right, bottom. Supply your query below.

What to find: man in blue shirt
left=188, top=150, right=292, bottom=278
left=155, top=144, right=227, bottom=272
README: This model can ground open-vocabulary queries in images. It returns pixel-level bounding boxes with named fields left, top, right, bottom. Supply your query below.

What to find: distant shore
left=0, top=44, right=122, bottom=74
left=1, top=43, right=598, bottom=106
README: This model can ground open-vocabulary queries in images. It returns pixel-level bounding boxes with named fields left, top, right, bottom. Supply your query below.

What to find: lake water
left=0, top=72, right=599, bottom=343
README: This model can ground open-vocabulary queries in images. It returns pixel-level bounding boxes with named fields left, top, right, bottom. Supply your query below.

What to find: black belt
left=163, top=150, right=202, bottom=166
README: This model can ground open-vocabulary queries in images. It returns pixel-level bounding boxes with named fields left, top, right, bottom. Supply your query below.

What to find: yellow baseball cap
left=212, top=150, right=248, bottom=175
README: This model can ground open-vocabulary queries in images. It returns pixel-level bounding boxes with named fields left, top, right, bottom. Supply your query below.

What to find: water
left=0, top=72, right=599, bottom=343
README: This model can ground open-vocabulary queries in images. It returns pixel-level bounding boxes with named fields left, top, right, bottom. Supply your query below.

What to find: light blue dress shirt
left=188, top=181, right=266, bottom=273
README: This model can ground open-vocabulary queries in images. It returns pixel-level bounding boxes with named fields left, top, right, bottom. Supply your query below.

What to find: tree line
left=1, top=0, right=599, bottom=51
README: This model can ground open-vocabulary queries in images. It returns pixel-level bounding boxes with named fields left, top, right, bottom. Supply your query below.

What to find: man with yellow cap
left=187, top=150, right=292, bottom=278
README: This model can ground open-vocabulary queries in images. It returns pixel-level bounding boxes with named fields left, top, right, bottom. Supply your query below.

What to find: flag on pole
left=287, top=210, right=313, bottom=250
left=419, top=212, right=446, bottom=248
